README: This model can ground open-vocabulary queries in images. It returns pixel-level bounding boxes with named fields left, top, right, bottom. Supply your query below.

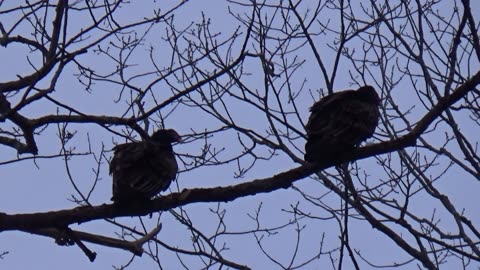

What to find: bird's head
left=150, top=129, right=182, bottom=144
left=356, top=85, right=380, bottom=105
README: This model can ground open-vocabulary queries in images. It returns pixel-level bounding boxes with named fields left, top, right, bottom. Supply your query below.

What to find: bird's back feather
left=110, top=140, right=178, bottom=203
left=305, top=86, right=380, bottom=163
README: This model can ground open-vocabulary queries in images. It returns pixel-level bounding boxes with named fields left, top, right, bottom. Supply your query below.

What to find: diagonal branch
left=0, top=70, right=479, bottom=231
left=22, top=223, right=163, bottom=260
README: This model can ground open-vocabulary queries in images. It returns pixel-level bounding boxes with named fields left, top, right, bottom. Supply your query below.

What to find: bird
left=304, top=85, right=380, bottom=164
left=109, top=129, right=181, bottom=203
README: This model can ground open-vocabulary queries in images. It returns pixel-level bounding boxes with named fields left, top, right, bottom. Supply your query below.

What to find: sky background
left=1, top=1, right=480, bottom=269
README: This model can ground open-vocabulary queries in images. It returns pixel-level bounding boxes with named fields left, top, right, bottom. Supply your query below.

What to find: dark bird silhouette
left=110, top=129, right=181, bottom=203
left=304, top=85, right=380, bottom=164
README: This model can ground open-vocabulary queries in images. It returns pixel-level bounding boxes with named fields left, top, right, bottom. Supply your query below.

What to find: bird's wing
left=110, top=141, right=178, bottom=201
left=149, top=145, right=178, bottom=180
left=306, top=90, right=355, bottom=137
left=304, top=88, right=380, bottom=163
left=109, top=141, right=150, bottom=175
left=306, top=91, right=379, bottom=143
left=338, top=98, right=380, bottom=141
left=308, top=90, right=355, bottom=113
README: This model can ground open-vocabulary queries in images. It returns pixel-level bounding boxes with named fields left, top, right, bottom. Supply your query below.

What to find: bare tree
left=1, top=0, right=479, bottom=269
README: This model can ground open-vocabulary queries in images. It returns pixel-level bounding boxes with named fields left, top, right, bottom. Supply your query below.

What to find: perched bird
left=110, top=129, right=181, bottom=203
left=304, top=85, right=380, bottom=164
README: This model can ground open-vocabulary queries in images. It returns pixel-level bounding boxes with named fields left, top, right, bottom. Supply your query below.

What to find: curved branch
left=0, top=70, right=479, bottom=231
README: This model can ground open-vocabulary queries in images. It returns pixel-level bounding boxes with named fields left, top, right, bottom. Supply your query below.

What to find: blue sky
left=1, top=1, right=480, bottom=269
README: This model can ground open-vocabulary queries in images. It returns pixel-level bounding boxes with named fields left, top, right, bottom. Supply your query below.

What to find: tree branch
left=0, top=70, right=479, bottom=248
left=22, top=223, right=163, bottom=260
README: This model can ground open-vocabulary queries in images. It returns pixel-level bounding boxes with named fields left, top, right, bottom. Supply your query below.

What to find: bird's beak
left=174, top=134, right=183, bottom=143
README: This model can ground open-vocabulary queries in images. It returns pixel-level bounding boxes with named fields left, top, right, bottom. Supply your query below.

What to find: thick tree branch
left=0, top=93, right=38, bottom=154
left=1, top=70, right=479, bottom=230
